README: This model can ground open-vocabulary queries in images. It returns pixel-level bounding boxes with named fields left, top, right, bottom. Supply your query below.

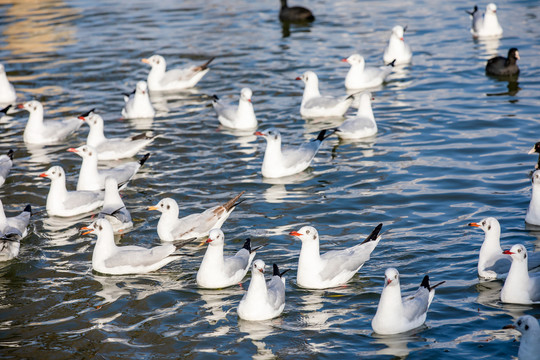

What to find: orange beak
left=295, top=77, right=301, bottom=80
left=39, top=173, right=48, bottom=178
left=341, top=58, right=348, bottom=62
left=81, top=226, right=94, bottom=235
left=17, top=104, right=24, bottom=109
left=289, top=231, right=302, bottom=237
left=67, top=148, right=77, bottom=153
left=141, top=58, right=150, bottom=64
left=254, top=131, right=264, bottom=136
left=468, top=222, right=480, bottom=227
left=147, top=206, right=159, bottom=211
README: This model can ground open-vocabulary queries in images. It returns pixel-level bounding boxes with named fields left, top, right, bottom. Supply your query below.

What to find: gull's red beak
left=289, top=231, right=302, bottom=237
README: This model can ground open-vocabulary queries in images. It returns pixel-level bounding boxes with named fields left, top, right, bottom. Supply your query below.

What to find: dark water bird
left=279, top=0, right=315, bottom=23
left=486, top=48, right=520, bottom=77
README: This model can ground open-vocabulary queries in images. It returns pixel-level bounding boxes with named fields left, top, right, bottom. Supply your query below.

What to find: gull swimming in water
left=383, top=25, right=412, bottom=65
left=468, top=3, right=503, bottom=38
left=96, top=177, right=133, bottom=234
left=0, top=63, right=16, bottom=105
left=121, top=81, right=155, bottom=119
left=0, top=200, right=31, bottom=261
left=500, top=244, right=540, bottom=304
left=334, top=92, right=377, bottom=140
left=0, top=149, right=14, bottom=187
left=504, top=315, right=540, bottom=360
left=297, top=71, right=354, bottom=118
left=342, top=54, right=394, bottom=90
left=212, top=88, right=257, bottom=130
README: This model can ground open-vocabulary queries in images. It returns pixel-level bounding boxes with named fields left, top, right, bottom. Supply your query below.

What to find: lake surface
left=1, top=0, right=539, bottom=358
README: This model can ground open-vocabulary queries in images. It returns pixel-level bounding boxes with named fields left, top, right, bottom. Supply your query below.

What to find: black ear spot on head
left=525, top=325, right=529, bottom=330
left=98, top=225, right=102, bottom=231
left=89, top=151, right=92, bottom=156
left=524, top=253, right=527, bottom=259
left=166, top=205, right=170, bottom=210
left=487, top=225, right=491, bottom=230
left=313, top=235, right=316, bottom=240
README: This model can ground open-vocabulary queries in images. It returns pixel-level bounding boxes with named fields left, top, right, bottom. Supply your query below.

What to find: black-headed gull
left=237, top=260, right=289, bottom=321
left=0, top=64, right=16, bottom=105
left=279, top=0, right=315, bottom=23
left=525, top=170, right=540, bottom=226
left=68, top=145, right=149, bottom=191
left=297, top=71, right=354, bottom=118
left=142, top=54, right=214, bottom=92
left=79, top=109, right=156, bottom=160
left=500, top=244, right=540, bottom=304
left=289, top=223, right=382, bottom=289
left=18, top=100, right=83, bottom=145
left=383, top=25, right=412, bottom=65
left=0, top=200, right=31, bottom=261
left=371, top=268, right=445, bottom=335
left=342, top=54, right=394, bottom=90
left=0, top=149, right=14, bottom=187
left=486, top=48, right=520, bottom=77
left=82, top=218, right=181, bottom=275
left=468, top=3, right=503, bottom=38
left=39, top=166, right=104, bottom=217
left=148, top=191, right=244, bottom=242
left=96, top=177, right=132, bottom=234
left=212, top=88, right=257, bottom=130
left=121, top=81, right=155, bottom=119
left=334, top=92, right=377, bottom=140
left=469, top=218, right=540, bottom=280
left=504, top=315, right=540, bottom=360
left=255, top=128, right=333, bottom=178
left=196, top=229, right=257, bottom=289
left=528, top=142, right=540, bottom=169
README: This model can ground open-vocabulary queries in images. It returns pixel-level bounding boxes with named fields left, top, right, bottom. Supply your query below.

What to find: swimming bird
left=142, top=54, right=214, bottom=92
left=279, top=0, right=315, bottom=23
left=82, top=218, right=181, bottom=275
left=342, top=54, right=394, bottom=90
left=68, top=145, right=149, bottom=191
left=469, top=3, right=503, bottom=38
left=121, top=81, right=155, bottom=119
left=0, top=200, right=31, bottom=261
left=96, top=177, right=132, bottom=234
left=525, top=170, right=540, bottom=226
left=79, top=109, right=156, bottom=160
left=371, top=268, right=445, bottom=335
left=297, top=71, right=354, bottom=118
left=334, top=92, right=377, bottom=139
left=500, top=244, right=540, bottom=304
left=237, top=260, right=288, bottom=321
left=18, top=100, right=83, bottom=145
left=289, top=223, right=382, bottom=289
left=383, top=25, right=412, bottom=65
left=0, top=63, right=16, bottom=105
left=255, top=128, right=333, bottom=178
left=0, top=149, right=14, bottom=187
left=485, top=48, right=520, bottom=77
left=39, top=166, right=104, bottom=217
left=196, top=229, right=258, bottom=289
left=504, top=315, right=540, bottom=360
left=528, top=142, right=540, bottom=170
left=212, top=88, right=257, bottom=130
left=148, top=192, right=244, bottom=242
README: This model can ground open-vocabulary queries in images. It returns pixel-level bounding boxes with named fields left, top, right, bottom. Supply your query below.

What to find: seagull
left=39, top=166, right=104, bottom=217
left=255, top=128, right=333, bottom=178
left=121, top=81, right=155, bottom=119
left=500, top=244, right=540, bottom=304
left=0, top=200, right=31, bottom=261
left=67, top=145, right=149, bottom=191
left=334, top=92, right=377, bottom=140
left=504, top=315, right=540, bottom=360
left=237, top=260, right=289, bottom=321
left=485, top=48, right=520, bottom=77
left=0, top=149, right=14, bottom=187
left=0, top=63, right=16, bottom=105
left=148, top=191, right=245, bottom=242
left=383, top=25, right=412, bottom=65
left=79, top=109, right=156, bottom=160
left=96, top=177, right=132, bottom=234
left=469, top=3, right=503, bottom=38
left=342, top=54, right=394, bottom=90
left=528, top=142, right=540, bottom=169
left=212, top=88, right=258, bottom=130
left=469, top=218, right=540, bottom=279
left=371, top=268, right=445, bottom=335
left=18, top=100, right=83, bottom=145
left=296, top=71, right=354, bottom=118
left=289, top=223, right=383, bottom=289
left=142, top=54, right=214, bottom=92
left=525, top=170, right=540, bottom=226
left=82, top=218, right=182, bottom=275
left=196, top=229, right=258, bottom=289
left=279, top=0, right=315, bottom=23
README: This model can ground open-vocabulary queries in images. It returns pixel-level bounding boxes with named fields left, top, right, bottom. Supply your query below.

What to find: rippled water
left=1, top=0, right=540, bottom=358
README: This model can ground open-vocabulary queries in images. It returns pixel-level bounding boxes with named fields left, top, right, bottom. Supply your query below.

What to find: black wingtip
left=388, top=59, right=396, bottom=67
left=273, top=263, right=280, bottom=276
left=242, top=238, right=252, bottom=252
left=23, top=204, right=32, bottom=214
left=139, top=153, right=150, bottom=166
left=0, top=104, right=12, bottom=115
left=79, top=108, right=96, bottom=118
left=212, top=94, right=219, bottom=102
left=7, top=149, right=14, bottom=160
left=420, top=275, right=430, bottom=289
left=315, top=129, right=335, bottom=142
left=361, top=223, right=383, bottom=244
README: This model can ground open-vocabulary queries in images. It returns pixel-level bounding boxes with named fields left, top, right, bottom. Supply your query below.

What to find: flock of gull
left=0, top=1, right=539, bottom=357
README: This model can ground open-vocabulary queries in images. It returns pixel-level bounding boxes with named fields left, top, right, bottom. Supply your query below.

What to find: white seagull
left=0, top=64, right=16, bottom=105
left=79, top=109, right=156, bottom=160
left=296, top=71, right=354, bottom=118
left=342, top=54, right=394, bottom=90
left=142, top=54, right=214, bottom=92
left=96, top=177, right=133, bottom=234
left=121, top=81, right=155, bottom=119
left=68, top=145, right=149, bottom=191
left=334, top=92, right=377, bottom=140
left=383, top=25, right=412, bottom=65
left=39, top=166, right=104, bottom=217
left=82, top=218, right=181, bottom=275
left=371, top=268, right=445, bottom=335
left=237, top=260, right=288, bottom=321
left=212, top=88, right=258, bottom=130
left=289, top=223, right=382, bottom=289
left=504, top=315, right=540, bottom=360
left=196, top=229, right=258, bottom=289
left=255, top=128, right=332, bottom=178
left=500, top=244, right=540, bottom=304
left=148, top=191, right=244, bottom=242
left=525, top=170, right=540, bottom=226
left=0, top=149, right=14, bottom=187
left=468, top=3, right=503, bottom=38
left=0, top=200, right=31, bottom=261
left=18, top=100, right=83, bottom=145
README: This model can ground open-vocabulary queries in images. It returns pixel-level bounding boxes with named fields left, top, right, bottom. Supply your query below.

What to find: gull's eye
left=518, top=320, right=522, bottom=326
left=306, top=229, right=310, bottom=234
left=518, top=248, right=522, bottom=253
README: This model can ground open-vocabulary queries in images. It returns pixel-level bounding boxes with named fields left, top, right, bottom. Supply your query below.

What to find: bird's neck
left=507, top=259, right=529, bottom=286
left=92, top=231, right=118, bottom=265
left=389, top=35, right=404, bottom=49
left=47, top=177, right=68, bottom=207
left=302, top=81, right=321, bottom=103
left=479, top=230, right=502, bottom=257
left=0, top=205, right=7, bottom=230
left=483, top=13, right=500, bottom=29
left=200, top=244, right=225, bottom=270
left=244, top=273, right=268, bottom=302
left=26, top=108, right=44, bottom=130
left=298, top=240, right=321, bottom=270
left=87, top=126, right=107, bottom=147
left=376, top=284, right=403, bottom=317
left=357, top=98, right=374, bottom=121
left=261, top=138, right=283, bottom=170
left=531, top=184, right=540, bottom=204
left=79, top=156, right=100, bottom=185
left=104, top=187, right=124, bottom=209
left=237, top=99, right=254, bottom=118
left=148, top=65, right=166, bottom=86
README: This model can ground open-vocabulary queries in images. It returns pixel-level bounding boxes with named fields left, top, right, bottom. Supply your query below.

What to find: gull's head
left=531, top=170, right=540, bottom=187
left=142, top=55, right=166, bottom=69
left=205, top=228, right=225, bottom=247
left=295, top=70, right=318, bottom=85
left=67, top=145, right=96, bottom=159
left=503, top=244, right=528, bottom=263
left=17, top=100, right=42, bottom=113
left=341, top=54, right=364, bottom=67
left=136, top=81, right=148, bottom=95
left=82, top=218, right=112, bottom=236
left=39, top=165, right=65, bottom=181
left=486, top=3, right=497, bottom=14
left=240, top=88, right=253, bottom=103
left=511, top=315, right=540, bottom=336
left=289, top=225, right=319, bottom=243
left=468, top=217, right=500, bottom=235
left=254, top=128, right=281, bottom=142
left=392, top=25, right=405, bottom=41
left=252, top=259, right=266, bottom=274
left=384, top=267, right=400, bottom=287
left=148, top=198, right=178, bottom=214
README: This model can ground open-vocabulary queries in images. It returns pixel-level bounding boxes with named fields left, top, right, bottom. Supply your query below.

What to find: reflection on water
left=371, top=331, right=426, bottom=358
left=238, top=319, right=279, bottom=359
left=198, top=287, right=239, bottom=326
left=474, top=37, right=501, bottom=58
